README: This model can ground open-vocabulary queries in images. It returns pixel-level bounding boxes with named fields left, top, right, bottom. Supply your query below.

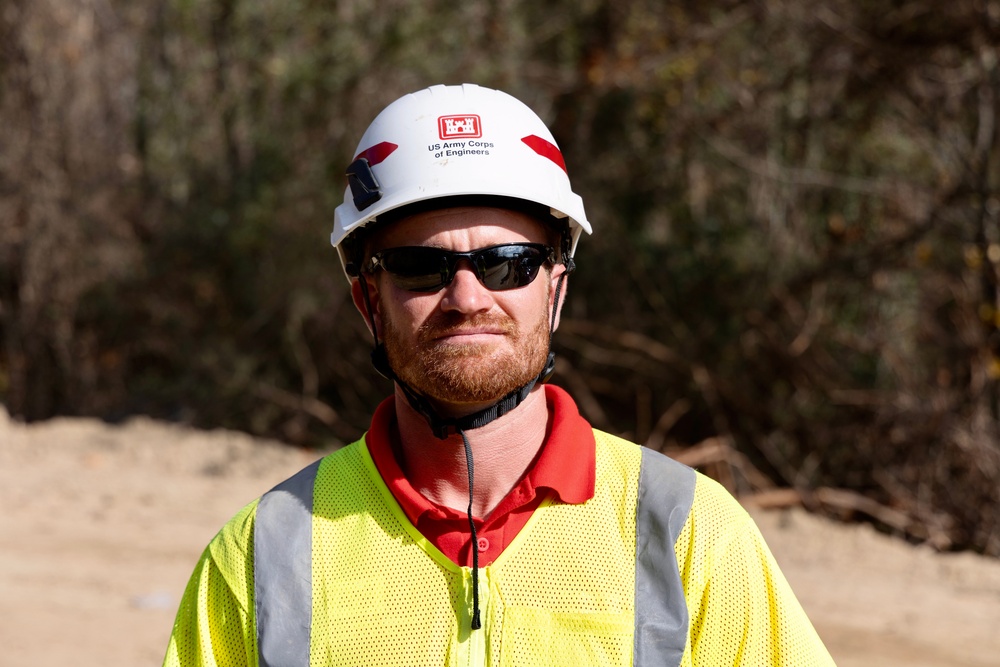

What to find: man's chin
left=404, top=355, right=544, bottom=408
left=426, top=338, right=506, bottom=359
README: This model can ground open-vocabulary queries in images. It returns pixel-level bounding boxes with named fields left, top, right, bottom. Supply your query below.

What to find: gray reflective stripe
left=254, top=458, right=321, bottom=667
left=634, top=447, right=696, bottom=667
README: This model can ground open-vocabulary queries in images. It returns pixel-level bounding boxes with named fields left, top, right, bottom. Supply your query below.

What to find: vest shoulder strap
left=635, top=444, right=696, bottom=667
left=255, top=457, right=323, bottom=667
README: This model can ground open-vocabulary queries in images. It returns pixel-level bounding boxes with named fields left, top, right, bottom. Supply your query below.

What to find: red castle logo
left=438, top=115, right=482, bottom=139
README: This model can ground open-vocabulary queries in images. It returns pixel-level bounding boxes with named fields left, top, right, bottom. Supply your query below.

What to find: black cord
left=460, top=428, right=482, bottom=630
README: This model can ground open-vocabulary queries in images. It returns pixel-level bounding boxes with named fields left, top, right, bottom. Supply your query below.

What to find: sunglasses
left=365, top=243, right=556, bottom=293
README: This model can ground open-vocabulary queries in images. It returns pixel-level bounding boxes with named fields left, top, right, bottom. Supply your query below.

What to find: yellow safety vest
left=163, top=430, right=835, bottom=667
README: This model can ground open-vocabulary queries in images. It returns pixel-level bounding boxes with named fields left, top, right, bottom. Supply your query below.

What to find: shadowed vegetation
left=2, top=0, right=999, bottom=554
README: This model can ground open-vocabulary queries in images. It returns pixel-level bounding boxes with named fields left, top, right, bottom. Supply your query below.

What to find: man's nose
left=440, top=260, right=493, bottom=314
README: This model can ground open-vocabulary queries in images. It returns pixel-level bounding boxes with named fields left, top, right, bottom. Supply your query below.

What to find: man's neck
left=391, top=385, right=551, bottom=518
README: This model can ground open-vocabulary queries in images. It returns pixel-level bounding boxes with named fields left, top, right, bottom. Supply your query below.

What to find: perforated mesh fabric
left=163, top=503, right=257, bottom=667
left=303, top=438, right=643, bottom=666
left=485, top=433, right=640, bottom=666
left=309, top=444, right=466, bottom=666
left=163, top=431, right=834, bottom=667
left=673, top=473, right=836, bottom=666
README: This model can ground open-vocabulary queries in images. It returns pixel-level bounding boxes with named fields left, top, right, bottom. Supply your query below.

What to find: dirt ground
left=2, top=405, right=1000, bottom=667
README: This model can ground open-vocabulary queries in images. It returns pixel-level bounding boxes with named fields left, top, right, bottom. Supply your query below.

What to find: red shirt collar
left=366, top=384, right=596, bottom=526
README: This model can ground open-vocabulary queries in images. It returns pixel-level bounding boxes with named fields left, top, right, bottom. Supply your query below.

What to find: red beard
left=382, top=309, right=550, bottom=406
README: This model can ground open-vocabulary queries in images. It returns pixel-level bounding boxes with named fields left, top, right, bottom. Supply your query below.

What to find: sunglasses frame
left=364, top=242, right=557, bottom=293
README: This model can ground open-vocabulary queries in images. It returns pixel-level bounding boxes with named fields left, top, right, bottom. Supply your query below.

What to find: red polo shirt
left=366, top=384, right=596, bottom=567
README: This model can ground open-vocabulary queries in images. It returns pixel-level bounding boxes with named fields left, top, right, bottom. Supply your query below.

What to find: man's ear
left=351, top=275, right=381, bottom=337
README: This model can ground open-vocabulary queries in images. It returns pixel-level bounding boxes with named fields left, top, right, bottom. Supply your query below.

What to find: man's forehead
left=368, top=206, right=555, bottom=250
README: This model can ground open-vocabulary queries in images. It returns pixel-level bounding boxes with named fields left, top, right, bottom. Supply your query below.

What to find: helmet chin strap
left=357, top=267, right=568, bottom=631
left=370, top=344, right=555, bottom=440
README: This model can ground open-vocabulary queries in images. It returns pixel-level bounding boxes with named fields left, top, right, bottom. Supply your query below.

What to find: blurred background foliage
left=2, top=0, right=999, bottom=554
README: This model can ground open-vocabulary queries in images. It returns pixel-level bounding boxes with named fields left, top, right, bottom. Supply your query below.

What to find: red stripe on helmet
left=520, top=135, right=567, bottom=173
left=354, top=141, right=399, bottom=167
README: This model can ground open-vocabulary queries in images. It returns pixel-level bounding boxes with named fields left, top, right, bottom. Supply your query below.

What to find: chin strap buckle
left=537, top=351, right=556, bottom=384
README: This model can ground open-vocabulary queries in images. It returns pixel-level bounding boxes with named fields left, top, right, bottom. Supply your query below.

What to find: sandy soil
left=2, top=405, right=1000, bottom=667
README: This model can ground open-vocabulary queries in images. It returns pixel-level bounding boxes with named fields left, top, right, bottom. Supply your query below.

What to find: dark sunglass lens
left=478, top=245, right=545, bottom=290
left=374, top=244, right=551, bottom=292
left=379, top=247, right=449, bottom=292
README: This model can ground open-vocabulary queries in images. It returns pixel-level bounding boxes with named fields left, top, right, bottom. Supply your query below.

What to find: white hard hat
left=331, top=84, right=591, bottom=275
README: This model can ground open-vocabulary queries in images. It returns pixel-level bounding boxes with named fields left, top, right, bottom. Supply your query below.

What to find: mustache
left=416, top=313, right=516, bottom=343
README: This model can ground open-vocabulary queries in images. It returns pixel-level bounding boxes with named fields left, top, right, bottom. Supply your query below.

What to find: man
left=163, top=84, right=836, bottom=666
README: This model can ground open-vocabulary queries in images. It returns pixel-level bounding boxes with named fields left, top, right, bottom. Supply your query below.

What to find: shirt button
left=476, top=537, right=490, bottom=552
